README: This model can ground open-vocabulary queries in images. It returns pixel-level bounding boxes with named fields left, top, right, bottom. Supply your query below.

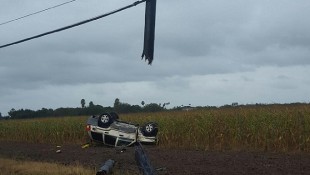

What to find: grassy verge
left=0, top=158, right=95, bottom=175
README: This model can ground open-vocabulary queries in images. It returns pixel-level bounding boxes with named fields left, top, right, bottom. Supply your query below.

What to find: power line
left=0, top=0, right=77, bottom=26
left=0, top=0, right=146, bottom=49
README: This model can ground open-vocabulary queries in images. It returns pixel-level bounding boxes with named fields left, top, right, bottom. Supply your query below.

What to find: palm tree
left=89, top=101, right=94, bottom=107
left=81, top=99, right=86, bottom=108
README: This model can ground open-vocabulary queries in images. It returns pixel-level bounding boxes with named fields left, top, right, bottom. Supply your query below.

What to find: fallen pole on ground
left=96, top=159, right=115, bottom=175
left=135, top=142, right=156, bottom=175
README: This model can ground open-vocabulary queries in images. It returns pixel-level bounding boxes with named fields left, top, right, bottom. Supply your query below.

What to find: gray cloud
left=1, top=0, right=310, bottom=115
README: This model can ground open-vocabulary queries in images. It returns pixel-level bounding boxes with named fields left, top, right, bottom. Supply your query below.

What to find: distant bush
left=8, top=105, right=113, bottom=119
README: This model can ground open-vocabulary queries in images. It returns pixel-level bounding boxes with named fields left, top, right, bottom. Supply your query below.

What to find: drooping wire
left=0, top=0, right=146, bottom=49
left=0, top=0, right=77, bottom=26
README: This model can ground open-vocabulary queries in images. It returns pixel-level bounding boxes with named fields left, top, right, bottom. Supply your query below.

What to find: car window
left=116, top=138, right=134, bottom=147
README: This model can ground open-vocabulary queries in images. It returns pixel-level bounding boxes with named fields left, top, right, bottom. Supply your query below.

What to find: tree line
left=5, top=98, right=167, bottom=119
left=4, top=99, right=305, bottom=120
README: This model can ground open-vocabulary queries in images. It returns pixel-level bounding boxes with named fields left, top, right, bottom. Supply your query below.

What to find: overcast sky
left=1, top=0, right=310, bottom=115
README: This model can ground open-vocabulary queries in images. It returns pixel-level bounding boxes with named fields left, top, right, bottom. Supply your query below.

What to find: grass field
left=1, top=104, right=310, bottom=152
left=0, top=158, right=95, bottom=175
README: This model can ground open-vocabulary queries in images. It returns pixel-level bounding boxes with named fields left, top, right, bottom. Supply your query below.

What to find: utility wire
left=0, top=0, right=146, bottom=49
left=0, top=0, right=77, bottom=26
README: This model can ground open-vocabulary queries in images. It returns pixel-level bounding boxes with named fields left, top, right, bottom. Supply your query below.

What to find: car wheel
left=142, top=122, right=158, bottom=136
left=109, top=112, right=119, bottom=120
left=98, top=113, right=114, bottom=128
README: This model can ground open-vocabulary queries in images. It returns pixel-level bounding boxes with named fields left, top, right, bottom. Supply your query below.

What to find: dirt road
left=0, top=141, right=309, bottom=174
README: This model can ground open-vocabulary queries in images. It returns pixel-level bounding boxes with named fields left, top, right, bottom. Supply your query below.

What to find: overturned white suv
left=86, top=112, right=158, bottom=147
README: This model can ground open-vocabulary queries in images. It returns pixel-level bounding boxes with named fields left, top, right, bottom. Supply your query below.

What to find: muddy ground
left=0, top=141, right=310, bottom=174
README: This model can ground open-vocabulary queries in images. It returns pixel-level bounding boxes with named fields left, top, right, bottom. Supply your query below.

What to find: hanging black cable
left=0, top=0, right=78, bottom=26
left=0, top=0, right=146, bottom=49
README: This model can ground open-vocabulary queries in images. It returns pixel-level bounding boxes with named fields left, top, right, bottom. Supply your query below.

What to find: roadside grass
left=0, top=158, right=140, bottom=175
left=0, top=158, right=95, bottom=175
left=1, top=104, right=310, bottom=152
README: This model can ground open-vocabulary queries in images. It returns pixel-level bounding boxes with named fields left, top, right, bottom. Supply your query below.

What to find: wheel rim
left=145, top=124, right=153, bottom=132
left=101, top=115, right=109, bottom=123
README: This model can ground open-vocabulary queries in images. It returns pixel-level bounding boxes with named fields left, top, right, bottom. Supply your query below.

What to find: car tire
left=98, top=113, right=114, bottom=128
left=109, top=112, right=119, bottom=120
left=142, top=122, right=158, bottom=136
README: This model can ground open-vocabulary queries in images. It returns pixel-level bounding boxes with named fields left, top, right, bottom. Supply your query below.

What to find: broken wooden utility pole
left=141, top=0, right=157, bottom=65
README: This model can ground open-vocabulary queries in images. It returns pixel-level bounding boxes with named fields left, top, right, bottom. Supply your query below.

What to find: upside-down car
left=86, top=112, right=158, bottom=147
